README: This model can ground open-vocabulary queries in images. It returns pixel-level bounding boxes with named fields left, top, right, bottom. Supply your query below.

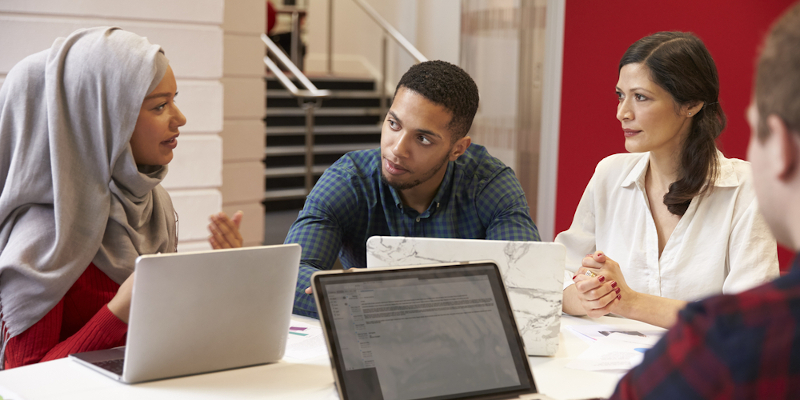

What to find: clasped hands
left=572, top=251, right=633, bottom=318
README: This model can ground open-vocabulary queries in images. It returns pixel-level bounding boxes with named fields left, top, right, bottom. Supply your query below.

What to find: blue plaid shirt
left=284, top=144, right=540, bottom=317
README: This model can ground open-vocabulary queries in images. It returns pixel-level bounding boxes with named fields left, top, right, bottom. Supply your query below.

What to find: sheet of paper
left=284, top=321, right=329, bottom=360
left=567, top=324, right=665, bottom=344
left=566, top=332, right=661, bottom=372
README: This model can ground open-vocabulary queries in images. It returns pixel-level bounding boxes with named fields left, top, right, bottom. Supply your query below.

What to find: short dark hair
left=394, top=60, right=479, bottom=141
left=756, top=2, right=800, bottom=139
left=620, top=32, right=725, bottom=216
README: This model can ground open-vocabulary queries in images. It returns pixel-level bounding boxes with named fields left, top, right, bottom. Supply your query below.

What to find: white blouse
left=556, top=152, right=779, bottom=302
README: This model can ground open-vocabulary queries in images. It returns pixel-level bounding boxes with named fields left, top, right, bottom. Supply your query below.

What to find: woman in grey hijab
left=0, top=27, right=188, bottom=368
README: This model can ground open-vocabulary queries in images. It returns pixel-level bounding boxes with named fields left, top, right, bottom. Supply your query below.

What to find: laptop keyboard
left=93, top=358, right=125, bottom=375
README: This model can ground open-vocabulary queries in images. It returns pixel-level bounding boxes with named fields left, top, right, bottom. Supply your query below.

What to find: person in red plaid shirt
left=610, top=2, right=800, bottom=398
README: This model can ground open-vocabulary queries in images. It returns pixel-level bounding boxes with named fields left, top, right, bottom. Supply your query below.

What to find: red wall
left=556, top=0, right=797, bottom=269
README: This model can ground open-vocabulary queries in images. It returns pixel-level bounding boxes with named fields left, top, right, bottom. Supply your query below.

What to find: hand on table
left=107, top=272, right=135, bottom=323
left=571, top=251, right=622, bottom=318
left=208, top=211, right=244, bottom=249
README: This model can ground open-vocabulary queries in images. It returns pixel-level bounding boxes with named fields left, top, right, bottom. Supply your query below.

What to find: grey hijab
left=0, top=27, right=177, bottom=359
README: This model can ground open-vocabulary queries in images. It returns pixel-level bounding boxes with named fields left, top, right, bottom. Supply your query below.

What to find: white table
left=0, top=315, right=663, bottom=400
left=529, top=315, right=664, bottom=400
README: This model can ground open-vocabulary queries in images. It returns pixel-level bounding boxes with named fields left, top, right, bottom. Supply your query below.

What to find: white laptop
left=366, top=237, right=565, bottom=356
left=312, top=261, right=545, bottom=400
left=69, top=244, right=301, bottom=384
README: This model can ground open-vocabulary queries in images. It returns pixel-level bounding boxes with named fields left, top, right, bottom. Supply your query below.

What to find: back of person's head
left=394, top=60, right=479, bottom=142
left=619, top=32, right=726, bottom=216
left=756, top=2, right=800, bottom=139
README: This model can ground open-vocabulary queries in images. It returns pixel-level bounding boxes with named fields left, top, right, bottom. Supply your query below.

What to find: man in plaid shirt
left=284, top=61, right=540, bottom=318
left=611, top=3, right=800, bottom=398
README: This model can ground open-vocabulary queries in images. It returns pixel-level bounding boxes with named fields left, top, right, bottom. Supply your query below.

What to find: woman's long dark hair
left=619, top=32, right=726, bottom=216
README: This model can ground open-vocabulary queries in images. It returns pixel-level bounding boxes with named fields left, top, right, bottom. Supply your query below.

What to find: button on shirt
left=285, top=144, right=540, bottom=317
left=556, top=152, right=779, bottom=301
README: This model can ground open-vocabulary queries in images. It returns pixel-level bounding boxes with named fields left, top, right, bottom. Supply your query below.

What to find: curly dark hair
left=394, top=60, right=479, bottom=141
left=620, top=32, right=726, bottom=216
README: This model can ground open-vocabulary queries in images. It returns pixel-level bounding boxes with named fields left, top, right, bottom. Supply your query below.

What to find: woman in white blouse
left=557, top=31, right=779, bottom=328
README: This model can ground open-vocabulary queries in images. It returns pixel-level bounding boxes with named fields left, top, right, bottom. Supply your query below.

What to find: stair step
left=263, top=188, right=307, bottom=200
left=263, top=76, right=382, bottom=209
left=266, top=89, right=392, bottom=109
left=265, top=107, right=382, bottom=117
left=265, top=76, right=376, bottom=91
left=267, top=90, right=385, bottom=99
left=265, top=143, right=376, bottom=156
left=268, top=97, right=387, bottom=109
left=266, top=124, right=381, bottom=135
left=269, top=134, right=380, bottom=147
left=265, top=165, right=329, bottom=178
left=264, top=153, right=344, bottom=168
left=265, top=114, right=382, bottom=127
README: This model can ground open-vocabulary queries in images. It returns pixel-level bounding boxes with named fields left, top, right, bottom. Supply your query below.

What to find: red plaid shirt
left=611, top=255, right=800, bottom=399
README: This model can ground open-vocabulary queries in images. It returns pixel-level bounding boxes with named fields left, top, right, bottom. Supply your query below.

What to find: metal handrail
left=350, top=0, right=428, bottom=63
left=262, top=34, right=330, bottom=99
left=262, top=34, right=330, bottom=194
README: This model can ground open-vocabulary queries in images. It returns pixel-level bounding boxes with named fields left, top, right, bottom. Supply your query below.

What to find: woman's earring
left=688, top=112, right=692, bottom=116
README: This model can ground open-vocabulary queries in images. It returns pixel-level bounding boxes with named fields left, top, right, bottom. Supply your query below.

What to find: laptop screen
left=313, top=262, right=536, bottom=400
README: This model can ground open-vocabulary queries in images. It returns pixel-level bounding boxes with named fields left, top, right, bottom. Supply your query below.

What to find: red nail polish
left=617, top=294, right=621, bottom=300
left=598, top=276, right=605, bottom=283
left=615, top=287, right=621, bottom=294
left=611, top=281, right=617, bottom=288
left=572, top=275, right=576, bottom=280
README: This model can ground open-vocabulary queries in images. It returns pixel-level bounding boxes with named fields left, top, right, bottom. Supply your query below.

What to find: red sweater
left=4, top=263, right=128, bottom=369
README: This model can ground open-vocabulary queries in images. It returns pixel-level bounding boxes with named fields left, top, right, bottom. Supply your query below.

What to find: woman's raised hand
left=208, top=211, right=244, bottom=249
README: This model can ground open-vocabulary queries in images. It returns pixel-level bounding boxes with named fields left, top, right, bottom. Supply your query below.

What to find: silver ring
left=584, top=270, right=598, bottom=278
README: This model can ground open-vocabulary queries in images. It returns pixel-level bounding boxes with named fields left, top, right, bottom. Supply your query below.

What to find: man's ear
left=449, top=136, right=472, bottom=161
left=767, top=114, right=800, bottom=181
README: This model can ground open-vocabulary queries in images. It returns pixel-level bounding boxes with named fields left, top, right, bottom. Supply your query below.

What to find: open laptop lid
left=366, top=237, right=565, bottom=356
left=312, top=261, right=537, bottom=400
left=71, top=244, right=301, bottom=383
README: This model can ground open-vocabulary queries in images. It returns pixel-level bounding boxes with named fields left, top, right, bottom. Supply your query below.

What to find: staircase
left=263, top=76, right=389, bottom=242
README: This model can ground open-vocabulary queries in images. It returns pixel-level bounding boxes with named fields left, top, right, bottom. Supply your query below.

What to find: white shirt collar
left=620, top=151, right=739, bottom=189
left=714, top=153, right=740, bottom=187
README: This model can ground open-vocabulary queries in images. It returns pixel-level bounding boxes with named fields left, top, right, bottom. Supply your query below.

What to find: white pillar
left=222, top=0, right=267, bottom=247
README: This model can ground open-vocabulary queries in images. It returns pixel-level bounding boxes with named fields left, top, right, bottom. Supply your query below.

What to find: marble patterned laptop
left=366, top=237, right=565, bottom=356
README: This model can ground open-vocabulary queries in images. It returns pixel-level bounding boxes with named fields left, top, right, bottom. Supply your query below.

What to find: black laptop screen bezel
left=313, top=262, right=537, bottom=400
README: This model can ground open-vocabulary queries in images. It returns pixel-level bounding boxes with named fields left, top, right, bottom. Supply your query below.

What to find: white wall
left=414, top=1, right=461, bottom=64
left=0, top=0, right=225, bottom=252
left=305, top=0, right=460, bottom=87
